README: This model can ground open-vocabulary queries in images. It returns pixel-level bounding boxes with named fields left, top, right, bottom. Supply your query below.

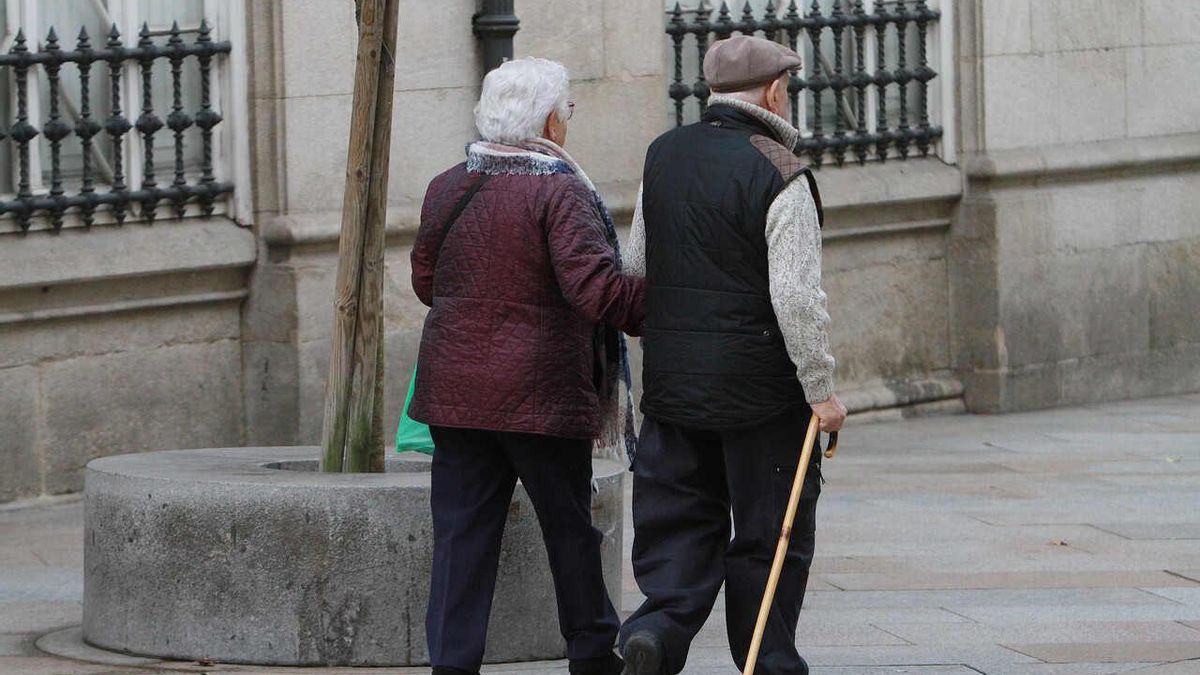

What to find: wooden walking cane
left=743, top=414, right=824, bottom=675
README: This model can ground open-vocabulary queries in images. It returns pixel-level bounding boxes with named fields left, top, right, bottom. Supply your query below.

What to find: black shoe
left=621, top=632, right=664, bottom=675
left=570, top=652, right=625, bottom=675
left=432, top=668, right=478, bottom=675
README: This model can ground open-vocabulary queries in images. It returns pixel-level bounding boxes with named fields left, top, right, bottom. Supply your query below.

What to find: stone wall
left=517, top=0, right=666, bottom=208
left=0, top=222, right=255, bottom=503
left=247, top=0, right=661, bottom=227
left=953, top=0, right=1200, bottom=412
left=819, top=161, right=967, bottom=418
left=6, top=0, right=1198, bottom=504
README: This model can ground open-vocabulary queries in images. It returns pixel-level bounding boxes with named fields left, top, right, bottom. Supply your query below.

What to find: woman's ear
left=542, top=110, right=568, bottom=146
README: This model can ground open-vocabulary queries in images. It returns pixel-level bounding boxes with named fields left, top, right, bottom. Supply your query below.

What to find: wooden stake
left=343, top=0, right=399, bottom=473
left=743, top=414, right=821, bottom=675
left=319, top=0, right=389, bottom=472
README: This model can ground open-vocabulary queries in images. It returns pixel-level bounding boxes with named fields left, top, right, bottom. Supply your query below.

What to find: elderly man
left=619, top=36, right=846, bottom=675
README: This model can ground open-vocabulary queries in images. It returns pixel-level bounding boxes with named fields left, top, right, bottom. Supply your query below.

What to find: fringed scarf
left=466, top=138, right=639, bottom=466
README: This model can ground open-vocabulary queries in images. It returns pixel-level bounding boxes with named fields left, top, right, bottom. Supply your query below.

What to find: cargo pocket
left=771, top=453, right=822, bottom=507
left=805, top=455, right=823, bottom=499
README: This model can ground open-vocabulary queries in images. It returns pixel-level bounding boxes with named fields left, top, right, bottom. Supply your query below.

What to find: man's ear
left=765, top=76, right=785, bottom=115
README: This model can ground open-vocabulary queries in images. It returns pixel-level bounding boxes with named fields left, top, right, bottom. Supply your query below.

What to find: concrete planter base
left=82, top=447, right=624, bottom=666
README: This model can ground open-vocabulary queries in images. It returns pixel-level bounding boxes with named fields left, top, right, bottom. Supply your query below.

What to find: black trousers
left=619, top=411, right=821, bottom=675
left=426, top=426, right=620, bottom=671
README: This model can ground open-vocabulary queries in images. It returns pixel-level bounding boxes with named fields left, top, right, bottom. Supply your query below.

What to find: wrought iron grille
left=667, top=0, right=943, bottom=167
left=0, top=21, right=233, bottom=232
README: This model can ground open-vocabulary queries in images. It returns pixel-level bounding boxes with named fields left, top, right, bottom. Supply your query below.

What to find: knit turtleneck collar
left=706, top=94, right=801, bottom=151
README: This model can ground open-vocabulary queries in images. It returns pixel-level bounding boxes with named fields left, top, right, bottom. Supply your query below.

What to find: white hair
left=474, top=57, right=571, bottom=144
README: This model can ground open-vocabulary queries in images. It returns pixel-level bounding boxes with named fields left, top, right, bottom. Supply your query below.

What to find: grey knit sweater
left=626, top=96, right=835, bottom=404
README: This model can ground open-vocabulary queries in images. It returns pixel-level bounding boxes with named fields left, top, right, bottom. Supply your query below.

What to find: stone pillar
left=952, top=0, right=1200, bottom=412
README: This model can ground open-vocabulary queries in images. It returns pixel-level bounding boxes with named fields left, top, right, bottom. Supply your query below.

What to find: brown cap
left=703, top=35, right=802, bottom=93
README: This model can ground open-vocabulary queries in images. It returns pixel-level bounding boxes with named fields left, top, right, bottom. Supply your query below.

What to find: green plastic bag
left=395, top=363, right=435, bottom=455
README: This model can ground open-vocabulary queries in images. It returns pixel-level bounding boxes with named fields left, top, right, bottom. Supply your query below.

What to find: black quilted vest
left=640, top=104, right=823, bottom=430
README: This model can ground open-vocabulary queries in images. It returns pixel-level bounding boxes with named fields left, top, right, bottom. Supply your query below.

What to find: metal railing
left=0, top=21, right=233, bottom=232
left=667, top=0, right=943, bottom=167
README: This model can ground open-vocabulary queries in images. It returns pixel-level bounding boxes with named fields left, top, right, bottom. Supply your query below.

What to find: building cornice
left=966, top=133, right=1200, bottom=182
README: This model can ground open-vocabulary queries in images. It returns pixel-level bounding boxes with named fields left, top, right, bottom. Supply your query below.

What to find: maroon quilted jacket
left=409, top=158, right=645, bottom=440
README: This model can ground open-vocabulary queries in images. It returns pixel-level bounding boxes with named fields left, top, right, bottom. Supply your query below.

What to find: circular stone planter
left=83, top=447, right=624, bottom=666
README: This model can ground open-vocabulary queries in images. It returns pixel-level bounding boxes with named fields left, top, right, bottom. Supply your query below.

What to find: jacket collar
left=703, top=95, right=801, bottom=151
left=466, top=141, right=573, bottom=176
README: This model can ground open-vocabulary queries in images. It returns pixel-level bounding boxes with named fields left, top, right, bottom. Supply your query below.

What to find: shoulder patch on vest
left=750, top=134, right=806, bottom=180
left=750, top=134, right=824, bottom=228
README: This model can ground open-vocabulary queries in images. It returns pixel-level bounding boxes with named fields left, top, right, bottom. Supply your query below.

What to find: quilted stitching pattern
left=749, top=134, right=807, bottom=181
left=409, top=163, right=645, bottom=440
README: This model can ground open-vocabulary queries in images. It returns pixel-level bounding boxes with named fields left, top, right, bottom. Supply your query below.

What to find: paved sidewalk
left=2, top=395, right=1199, bottom=674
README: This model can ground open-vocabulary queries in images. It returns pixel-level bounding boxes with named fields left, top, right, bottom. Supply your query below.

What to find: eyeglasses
left=566, top=101, right=576, bottom=121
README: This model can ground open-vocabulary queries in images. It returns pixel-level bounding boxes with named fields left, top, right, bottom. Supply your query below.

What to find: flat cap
left=704, top=35, right=802, bottom=93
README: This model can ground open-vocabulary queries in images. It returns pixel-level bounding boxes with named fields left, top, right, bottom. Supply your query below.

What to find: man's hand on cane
left=812, top=394, right=846, bottom=433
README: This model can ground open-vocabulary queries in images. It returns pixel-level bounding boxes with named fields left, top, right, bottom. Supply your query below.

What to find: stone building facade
left=1, top=0, right=1197, bottom=503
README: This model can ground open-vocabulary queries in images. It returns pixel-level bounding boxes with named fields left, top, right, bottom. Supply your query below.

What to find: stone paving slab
left=1000, top=543, right=1200, bottom=572
left=968, top=510, right=1199, bottom=528
left=815, top=544, right=1103, bottom=572
left=765, top=643, right=1042, bottom=670
left=1091, top=474, right=1200, bottom=489
left=817, top=570, right=1199, bottom=592
left=0, top=634, right=33, bottom=657
left=987, top=664, right=1157, bottom=675
left=0, top=601, right=81, bottom=634
left=0, top=657, right=118, bottom=674
left=0, top=549, right=41, bottom=566
left=801, top=662, right=979, bottom=667
left=0, top=569, right=83, bottom=603
left=1084, top=460, right=1200, bottom=476
left=811, top=513, right=991, bottom=541
left=956, top=498, right=1200, bottom=529
left=1137, top=587, right=1200, bottom=605
left=803, top=588, right=1187, bottom=610
left=984, top=523, right=1148, bottom=548
left=946, top=602, right=1200, bottom=624
left=1124, top=660, right=1200, bottom=674
left=696, top=621, right=910, bottom=648
left=1166, top=570, right=1200, bottom=584
left=1002, top=642, right=1200, bottom=664
left=1040, top=432, right=1200, bottom=454
left=875, top=621, right=1200, bottom=647
left=798, top=608, right=974, bottom=625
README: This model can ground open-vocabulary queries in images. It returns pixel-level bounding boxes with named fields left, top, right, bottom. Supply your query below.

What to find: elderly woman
left=409, top=57, right=642, bottom=675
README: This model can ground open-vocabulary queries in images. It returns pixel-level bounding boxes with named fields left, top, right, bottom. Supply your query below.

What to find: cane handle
left=824, top=431, right=839, bottom=459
